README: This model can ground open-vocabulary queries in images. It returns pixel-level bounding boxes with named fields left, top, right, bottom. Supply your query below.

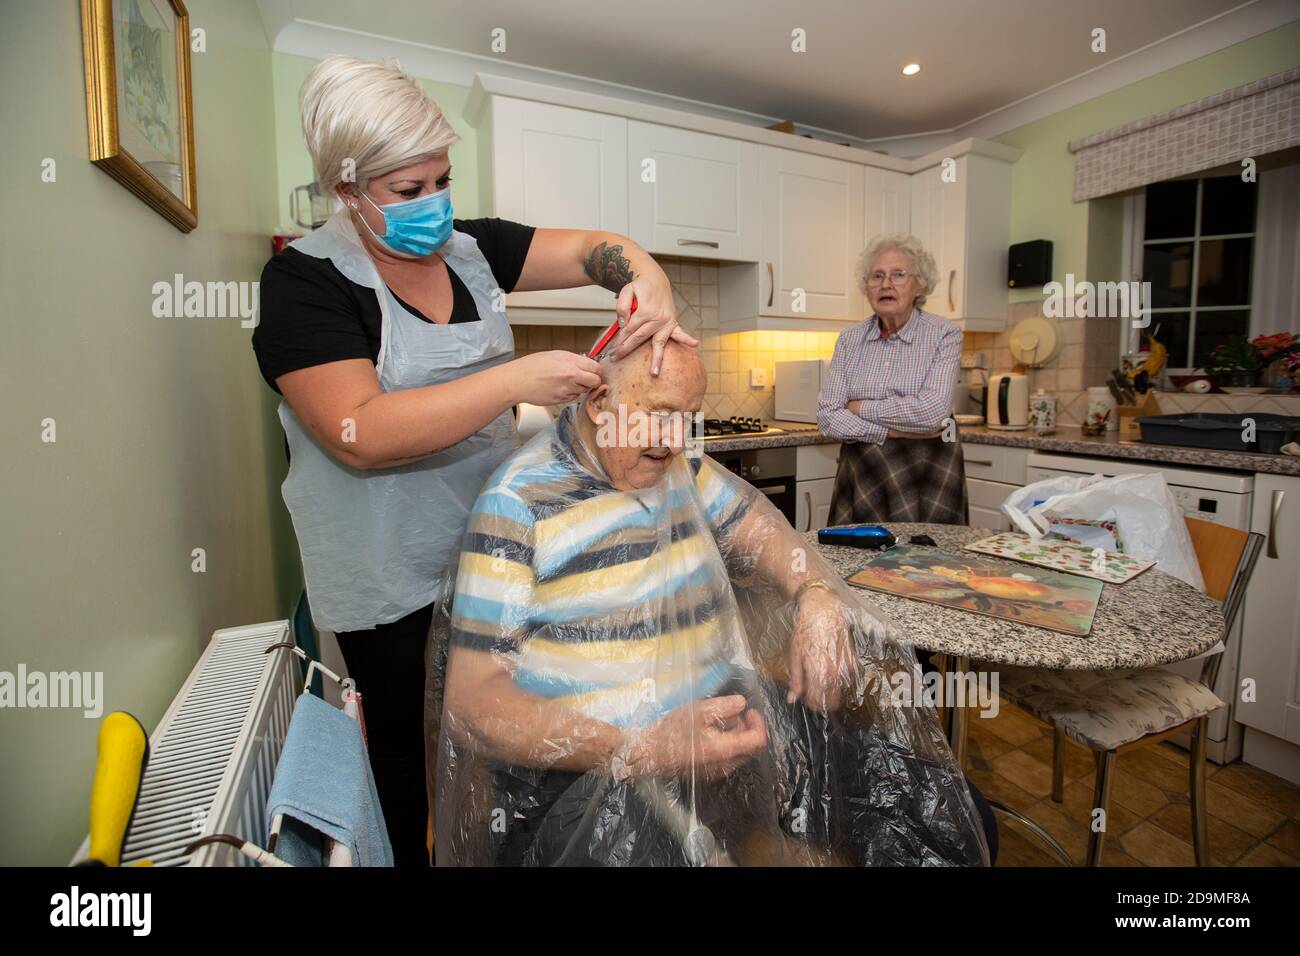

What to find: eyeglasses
left=867, top=270, right=914, bottom=286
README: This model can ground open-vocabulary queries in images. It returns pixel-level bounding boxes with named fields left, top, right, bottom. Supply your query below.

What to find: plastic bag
left=1001, top=472, right=1204, bottom=590
left=428, top=404, right=989, bottom=866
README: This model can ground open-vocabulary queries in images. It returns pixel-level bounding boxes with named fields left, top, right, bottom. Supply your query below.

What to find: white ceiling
left=264, top=0, right=1286, bottom=141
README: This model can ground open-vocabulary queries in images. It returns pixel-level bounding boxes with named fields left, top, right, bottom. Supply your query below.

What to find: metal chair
left=994, top=519, right=1263, bottom=866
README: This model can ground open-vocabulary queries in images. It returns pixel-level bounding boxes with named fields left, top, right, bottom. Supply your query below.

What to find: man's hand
left=787, top=586, right=858, bottom=713
left=621, top=695, right=767, bottom=780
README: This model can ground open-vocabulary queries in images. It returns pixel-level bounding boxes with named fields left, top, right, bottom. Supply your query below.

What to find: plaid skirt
left=827, top=437, right=968, bottom=526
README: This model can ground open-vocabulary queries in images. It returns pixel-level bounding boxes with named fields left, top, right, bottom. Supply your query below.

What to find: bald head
left=599, top=337, right=707, bottom=409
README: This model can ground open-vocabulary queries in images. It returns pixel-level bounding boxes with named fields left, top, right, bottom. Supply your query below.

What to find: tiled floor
left=967, top=697, right=1300, bottom=866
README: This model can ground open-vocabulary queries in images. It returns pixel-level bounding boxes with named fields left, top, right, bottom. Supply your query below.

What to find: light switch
left=749, top=368, right=767, bottom=387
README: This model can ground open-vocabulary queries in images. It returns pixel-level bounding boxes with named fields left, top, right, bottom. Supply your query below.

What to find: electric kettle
left=984, top=372, right=1029, bottom=430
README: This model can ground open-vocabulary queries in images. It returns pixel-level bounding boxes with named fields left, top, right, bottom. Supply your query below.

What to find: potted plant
left=1202, top=333, right=1300, bottom=390
left=1254, top=332, right=1300, bottom=390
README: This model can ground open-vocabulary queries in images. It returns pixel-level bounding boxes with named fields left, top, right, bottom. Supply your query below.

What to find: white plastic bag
left=1002, top=472, right=1205, bottom=591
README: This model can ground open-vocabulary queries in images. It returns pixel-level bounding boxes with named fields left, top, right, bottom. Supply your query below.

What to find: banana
left=1129, top=334, right=1167, bottom=381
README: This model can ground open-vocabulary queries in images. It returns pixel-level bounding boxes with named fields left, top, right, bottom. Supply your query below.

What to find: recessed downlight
left=902, top=63, right=921, bottom=76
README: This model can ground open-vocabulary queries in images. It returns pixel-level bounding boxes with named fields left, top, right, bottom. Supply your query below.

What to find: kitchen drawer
left=961, top=442, right=1028, bottom=484
left=796, top=442, right=840, bottom=481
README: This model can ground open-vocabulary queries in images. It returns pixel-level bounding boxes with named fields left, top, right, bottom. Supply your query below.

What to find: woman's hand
left=510, top=350, right=604, bottom=406
left=608, top=270, right=699, bottom=373
left=787, top=586, right=858, bottom=713
left=886, top=427, right=943, bottom=439
left=513, top=230, right=699, bottom=375
left=621, top=695, right=767, bottom=780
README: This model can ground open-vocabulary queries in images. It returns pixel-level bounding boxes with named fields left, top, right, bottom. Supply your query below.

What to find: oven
left=705, top=445, right=798, bottom=525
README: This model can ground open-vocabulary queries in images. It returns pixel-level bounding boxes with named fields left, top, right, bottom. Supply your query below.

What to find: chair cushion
left=993, top=665, right=1224, bottom=751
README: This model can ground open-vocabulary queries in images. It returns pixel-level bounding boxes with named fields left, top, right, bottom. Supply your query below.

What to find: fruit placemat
left=847, top=545, right=1102, bottom=637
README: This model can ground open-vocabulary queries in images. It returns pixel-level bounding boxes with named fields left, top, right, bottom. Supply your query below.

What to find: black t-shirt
left=253, top=217, right=535, bottom=393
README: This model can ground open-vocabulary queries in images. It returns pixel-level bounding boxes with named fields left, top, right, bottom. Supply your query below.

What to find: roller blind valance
left=1069, top=67, right=1300, bottom=202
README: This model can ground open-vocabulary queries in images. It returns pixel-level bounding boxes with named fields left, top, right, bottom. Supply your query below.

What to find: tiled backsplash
left=1155, top=392, right=1300, bottom=416
left=962, top=298, right=1300, bottom=424
left=515, top=270, right=1298, bottom=425
left=512, top=256, right=840, bottom=420
left=962, top=299, right=1123, bottom=426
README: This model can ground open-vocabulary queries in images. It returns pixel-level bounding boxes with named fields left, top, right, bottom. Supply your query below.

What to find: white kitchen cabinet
left=961, top=442, right=1027, bottom=530
left=478, top=96, right=627, bottom=312
left=864, top=166, right=911, bottom=241
left=757, top=147, right=865, bottom=321
left=909, top=148, right=1014, bottom=331
left=796, top=478, right=836, bottom=533
left=966, top=477, right=1014, bottom=531
left=627, top=122, right=759, bottom=262
left=794, top=443, right=840, bottom=533
left=1238, top=474, right=1300, bottom=769
left=718, top=148, right=866, bottom=333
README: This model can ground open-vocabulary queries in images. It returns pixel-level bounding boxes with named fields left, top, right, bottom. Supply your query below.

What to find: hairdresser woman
left=252, top=56, right=694, bottom=865
left=817, top=234, right=966, bottom=525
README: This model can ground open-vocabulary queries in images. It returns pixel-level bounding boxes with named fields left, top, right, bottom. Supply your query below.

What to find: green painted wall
left=0, top=0, right=297, bottom=864
left=996, top=19, right=1300, bottom=302
left=271, top=53, right=483, bottom=230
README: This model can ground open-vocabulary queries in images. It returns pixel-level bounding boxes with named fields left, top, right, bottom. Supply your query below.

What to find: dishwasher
left=1024, top=451, right=1254, bottom=763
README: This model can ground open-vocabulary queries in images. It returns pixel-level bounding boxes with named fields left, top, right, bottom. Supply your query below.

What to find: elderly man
left=432, top=340, right=995, bottom=867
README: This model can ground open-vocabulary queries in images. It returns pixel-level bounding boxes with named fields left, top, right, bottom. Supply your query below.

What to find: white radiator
left=73, top=621, right=299, bottom=866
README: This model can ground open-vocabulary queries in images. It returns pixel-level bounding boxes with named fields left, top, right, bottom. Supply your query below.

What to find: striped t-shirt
left=450, top=410, right=750, bottom=727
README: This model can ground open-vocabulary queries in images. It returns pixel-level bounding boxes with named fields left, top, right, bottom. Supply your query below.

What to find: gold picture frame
left=81, top=0, right=197, bottom=232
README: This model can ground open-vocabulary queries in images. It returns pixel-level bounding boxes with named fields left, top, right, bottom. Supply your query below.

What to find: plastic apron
left=434, top=407, right=992, bottom=867
left=279, top=211, right=517, bottom=634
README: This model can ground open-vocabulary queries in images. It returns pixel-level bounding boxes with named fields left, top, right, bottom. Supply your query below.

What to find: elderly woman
left=252, top=55, right=695, bottom=865
left=818, top=234, right=967, bottom=525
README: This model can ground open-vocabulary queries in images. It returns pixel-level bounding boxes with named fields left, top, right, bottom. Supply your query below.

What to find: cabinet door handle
left=947, top=269, right=956, bottom=312
left=804, top=491, right=813, bottom=532
left=966, top=458, right=994, bottom=467
left=1267, top=488, right=1284, bottom=559
left=677, top=238, right=720, bottom=248
left=767, top=262, right=775, bottom=308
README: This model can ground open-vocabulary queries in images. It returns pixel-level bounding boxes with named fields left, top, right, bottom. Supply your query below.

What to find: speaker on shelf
left=1007, top=239, right=1052, bottom=288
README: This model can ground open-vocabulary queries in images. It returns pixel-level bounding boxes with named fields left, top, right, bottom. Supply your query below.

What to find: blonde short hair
left=855, top=233, right=938, bottom=308
left=299, top=55, right=461, bottom=196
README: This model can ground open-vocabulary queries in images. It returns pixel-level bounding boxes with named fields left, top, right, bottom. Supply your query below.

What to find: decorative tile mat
left=964, top=532, right=1154, bottom=585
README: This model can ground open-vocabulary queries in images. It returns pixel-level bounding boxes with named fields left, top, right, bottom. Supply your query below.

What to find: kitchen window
left=1130, top=174, right=1257, bottom=373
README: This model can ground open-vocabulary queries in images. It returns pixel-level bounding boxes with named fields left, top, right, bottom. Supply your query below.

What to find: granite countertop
left=808, top=522, right=1224, bottom=670
left=698, top=420, right=832, bottom=453
left=703, top=419, right=1300, bottom=475
left=957, top=424, right=1300, bottom=476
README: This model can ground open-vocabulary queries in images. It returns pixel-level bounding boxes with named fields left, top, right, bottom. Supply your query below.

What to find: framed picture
left=81, top=0, right=196, bottom=232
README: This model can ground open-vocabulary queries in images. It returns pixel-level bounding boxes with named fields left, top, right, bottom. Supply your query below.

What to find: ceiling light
left=902, top=63, right=921, bottom=76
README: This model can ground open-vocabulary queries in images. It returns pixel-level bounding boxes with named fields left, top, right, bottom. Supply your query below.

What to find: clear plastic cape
left=427, top=405, right=989, bottom=866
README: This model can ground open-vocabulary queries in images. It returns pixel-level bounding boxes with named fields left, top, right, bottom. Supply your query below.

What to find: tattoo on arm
left=583, top=240, right=635, bottom=293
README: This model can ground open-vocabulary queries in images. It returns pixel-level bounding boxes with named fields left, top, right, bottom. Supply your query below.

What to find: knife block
left=1117, top=391, right=1160, bottom=440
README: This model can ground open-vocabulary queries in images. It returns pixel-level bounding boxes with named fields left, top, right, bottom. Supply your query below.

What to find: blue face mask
left=356, top=186, right=454, bottom=257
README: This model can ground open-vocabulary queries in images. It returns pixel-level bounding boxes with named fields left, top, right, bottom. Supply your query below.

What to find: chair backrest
left=1184, top=516, right=1264, bottom=633
left=1185, top=517, right=1247, bottom=602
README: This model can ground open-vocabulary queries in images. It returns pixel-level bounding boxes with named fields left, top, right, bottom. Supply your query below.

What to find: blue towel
left=266, top=693, right=393, bottom=867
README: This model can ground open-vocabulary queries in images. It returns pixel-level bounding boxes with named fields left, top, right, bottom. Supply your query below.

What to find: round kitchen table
left=807, top=521, right=1227, bottom=865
